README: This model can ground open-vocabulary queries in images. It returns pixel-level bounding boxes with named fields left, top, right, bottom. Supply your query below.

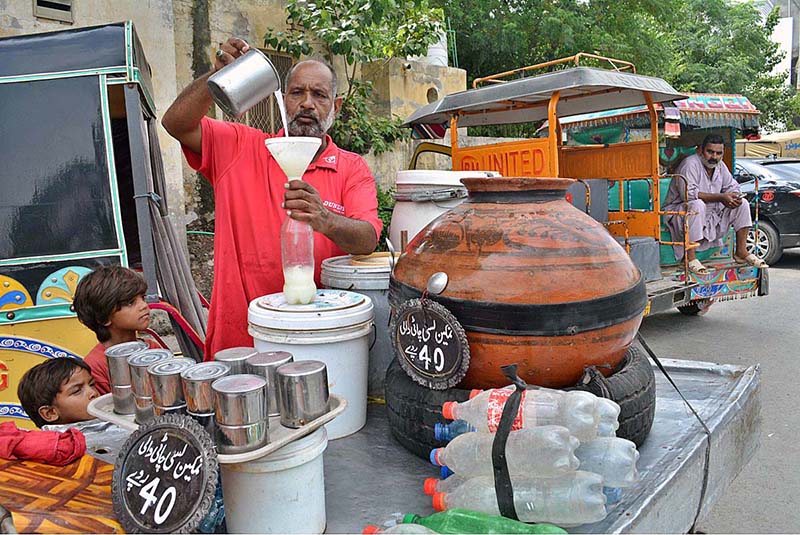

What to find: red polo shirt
left=182, top=117, right=382, bottom=358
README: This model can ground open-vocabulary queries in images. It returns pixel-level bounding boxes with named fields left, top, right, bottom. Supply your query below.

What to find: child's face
left=45, top=368, right=99, bottom=425
left=107, top=294, right=151, bottom=334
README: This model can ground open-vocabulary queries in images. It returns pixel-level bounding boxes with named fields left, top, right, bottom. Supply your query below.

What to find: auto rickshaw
left=0, top=22, right=206, bottom=428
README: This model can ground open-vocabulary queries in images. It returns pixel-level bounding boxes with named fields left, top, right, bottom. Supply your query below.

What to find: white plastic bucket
left=248, top=290, right=374, bottom=439
left=221, top=427, right=328, bottom=534
left=321, top=254, right=394, bottom=397
left=389, top=170, right=500, bottom=249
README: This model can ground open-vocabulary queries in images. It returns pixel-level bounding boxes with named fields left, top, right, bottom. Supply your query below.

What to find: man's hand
left=214, top=38, right=250, bottom=72
left=283, top=180, right=331, bottom=233
left=721, top=191, right=743, bottom=208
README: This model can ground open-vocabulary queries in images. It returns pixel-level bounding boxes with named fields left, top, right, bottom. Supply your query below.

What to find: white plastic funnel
left=265, top=137, right=322, bottom=180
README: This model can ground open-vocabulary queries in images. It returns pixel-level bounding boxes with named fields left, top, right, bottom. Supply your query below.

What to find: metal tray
left=88, top=393, right=347, bottom=464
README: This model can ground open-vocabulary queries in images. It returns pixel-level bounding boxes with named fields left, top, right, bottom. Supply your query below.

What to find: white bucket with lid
left=221, top=427, right=328, bottom=534
left=248, top=289, right=374, bottom=439
left=321, top=253, right=395, bottom=397
left=389, top=170, right=500, bottom=249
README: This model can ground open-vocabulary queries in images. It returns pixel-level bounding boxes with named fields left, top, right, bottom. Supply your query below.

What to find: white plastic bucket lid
left=395, top=169, right=499, bottom=187
left=248, top=289, right=374, bottom=331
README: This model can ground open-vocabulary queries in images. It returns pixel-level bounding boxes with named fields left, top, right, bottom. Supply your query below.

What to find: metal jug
left=207, top=49, right=280, bottom=117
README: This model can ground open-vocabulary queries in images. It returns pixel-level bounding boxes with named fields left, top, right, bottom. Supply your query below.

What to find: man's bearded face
left=288, top=104, right=335, bottom=137
left=701, top=143, right=724, bottom=169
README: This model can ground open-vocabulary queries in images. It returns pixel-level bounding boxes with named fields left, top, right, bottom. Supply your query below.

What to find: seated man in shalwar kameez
left=662, top=134, right=767, bottom=275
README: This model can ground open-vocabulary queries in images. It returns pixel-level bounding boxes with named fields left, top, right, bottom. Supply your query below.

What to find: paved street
left=639, top=250, right=800, bottom=533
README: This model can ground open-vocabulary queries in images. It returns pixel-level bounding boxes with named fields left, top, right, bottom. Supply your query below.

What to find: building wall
left=0, top=0, right=185, bottom=233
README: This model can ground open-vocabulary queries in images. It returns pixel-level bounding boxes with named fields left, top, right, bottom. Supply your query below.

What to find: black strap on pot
left=636, top=332, right=712, bottom=533
left=491, top=364, right=538, bottom=520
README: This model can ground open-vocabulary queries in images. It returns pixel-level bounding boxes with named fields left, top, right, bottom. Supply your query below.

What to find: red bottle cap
left=432, top=492, right=446, bottom=512
left=469, top=389, right=482, bottom=399
left=423, top=477, right=438, bottom=496
left=362, top=526, right=381, bottom=534
left=441, top=401, right=455, bottom=420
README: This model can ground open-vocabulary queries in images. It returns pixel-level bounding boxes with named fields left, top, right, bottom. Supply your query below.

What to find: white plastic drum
left=321, top=253, right=394, bottom=397
left=248, top=290, right=374, bottom=439
left=221, top=427, right=328, bottom=534
left=389, top=170, right=500, bottom=250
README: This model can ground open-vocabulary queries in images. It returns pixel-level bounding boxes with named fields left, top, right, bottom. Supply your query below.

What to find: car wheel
left=747, top=220, right=782, bottom=265
left=677, top=298, right=714, bottom=316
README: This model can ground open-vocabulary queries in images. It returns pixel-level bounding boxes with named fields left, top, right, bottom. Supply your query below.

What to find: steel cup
left=110, top=384, right=135, bottom=415
left=212, top=374, right=268, bottom=426
left=147, top=357, right=196, bottom=408
left=181, top=361, right=231, bottom=414
left=215, top=420, right=269, bottom=454
left=133, top=394, right=155, bottom=424
left=207, top=49, right=280, bottom=117
left=104, top=340, right=148, bottom=386
left=128, top=349, right=173, bottom=397
left=246, top=351, right=293, bottom=416
left=276, top=360, right=330, bottom=428
left=213, top=346, right=257, bottom=375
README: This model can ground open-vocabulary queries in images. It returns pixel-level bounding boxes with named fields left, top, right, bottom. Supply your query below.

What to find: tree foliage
left=264, top=0, right=444, bottom=154
left=437, top=0, right=798, bottom=131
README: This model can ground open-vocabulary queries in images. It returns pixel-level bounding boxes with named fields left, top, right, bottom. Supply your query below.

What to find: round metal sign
left=112, top=414, right=218, bottom=533
left=391, top=298, right=470, bottom=390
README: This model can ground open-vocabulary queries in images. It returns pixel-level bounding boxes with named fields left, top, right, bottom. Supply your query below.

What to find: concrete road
left=639, top=250, right=800, bottom=533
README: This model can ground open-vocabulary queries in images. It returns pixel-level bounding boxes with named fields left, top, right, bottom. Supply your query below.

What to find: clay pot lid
left=461, top=176, right=575, bottom=192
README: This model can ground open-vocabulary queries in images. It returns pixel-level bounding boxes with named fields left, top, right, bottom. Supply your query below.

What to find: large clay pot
left=389, top=177, right=646, bottom=389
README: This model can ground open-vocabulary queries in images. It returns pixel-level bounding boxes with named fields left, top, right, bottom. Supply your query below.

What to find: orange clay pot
left=389, top=177, right=646, bottom=389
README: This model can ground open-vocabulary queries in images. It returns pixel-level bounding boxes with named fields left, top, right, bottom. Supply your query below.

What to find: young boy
left=73, top=265, right=160, bottom=395
left=17, top=357, right=99, bottom=428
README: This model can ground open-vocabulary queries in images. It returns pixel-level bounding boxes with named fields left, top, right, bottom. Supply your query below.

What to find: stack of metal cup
left=212, top=374, right=268, bottom=454
left=276, top=360, right=330, bottom=428
left=127, top=349, right=173, bottom=424
left=181, top=361, right=231, bottom=437
left=214, top=346, right=257, bottom=375
left=104, top=340, right=149, bottom=415
left=147, top=357, right=196, bottom=415
left=245, top=351, right=293, bottom=417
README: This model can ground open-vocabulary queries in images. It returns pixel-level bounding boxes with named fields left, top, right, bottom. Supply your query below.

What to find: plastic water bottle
left=430, top=426, right=579, bottom=478
left=432, top=472, right=607, bottom=526
left=281, top=218, right=316, bottom=304
left=434, top=419, right=476, bottom=441
left=424, top=475, right=467, bottom=496
left=443, top=387, right=600, bottom=442
left=596, top=398, right=621, bottom=437
left=575, top=437, right=639, bottom=487
left=363, top=524, right=438, bottom=534
left=402, top=509, right=568, bottom=534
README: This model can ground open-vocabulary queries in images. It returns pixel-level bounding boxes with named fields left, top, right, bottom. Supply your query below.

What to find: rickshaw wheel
left=677, top=298, right=714, bottom=316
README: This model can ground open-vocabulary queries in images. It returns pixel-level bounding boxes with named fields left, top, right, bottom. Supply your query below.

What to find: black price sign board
left=391, top=298, right=470, bottom=390
left=112, top=414, right=218, bottom=533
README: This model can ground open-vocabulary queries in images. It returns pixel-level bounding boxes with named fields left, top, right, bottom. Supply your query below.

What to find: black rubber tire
left=384, top=358, right=471, bottom=460
left=747, top=220, right=782, bottom=265
left=385, top=343, right=657, bottom=457
left=677, top=298, right=714, bottom=316
left=571, top=343, right=656, bottom=447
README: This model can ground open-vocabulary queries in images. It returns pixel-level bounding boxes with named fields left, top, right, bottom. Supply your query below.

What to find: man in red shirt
left=163, top=38, right=381, bottom=358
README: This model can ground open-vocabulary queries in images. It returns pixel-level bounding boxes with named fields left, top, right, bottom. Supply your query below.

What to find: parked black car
left=734, top=158, right=800, bottom=264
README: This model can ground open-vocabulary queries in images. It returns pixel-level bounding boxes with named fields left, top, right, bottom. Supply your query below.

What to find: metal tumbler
left=212, top=374, right=269, bottom=453
left=104, top=340, right=148, bottom=415
left=246, top=351, right=293, bottom=416
left=276, top=360, right=330, bottom=428
left=181, top=361, right=231, bottom=414
left=207, top=49, right=280, bottom=117
left=127, top=349, right=173, bottom=424
left=213, top=346, right=257, bottom=375
left=147, top=357, right=196, bottom=411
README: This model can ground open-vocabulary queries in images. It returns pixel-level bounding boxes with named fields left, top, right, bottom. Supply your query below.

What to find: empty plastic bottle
left=575, top=437, right=639, bottom=487
left=440, top=466, right=454, bottom=479
left=403, top=509, right=567, bottom=534
left=430, top=426, right=579, bottom=478
left=432, top=472, right=607, bottom=526
left=596, top=398, right=621, bottom=437
left=363, top=524, right=437, bottom=534
left=443, top=387, right=600, bottom=442
left=424, top=475, right=467, bottom=496
left=434, top=419, right=476, bottom=442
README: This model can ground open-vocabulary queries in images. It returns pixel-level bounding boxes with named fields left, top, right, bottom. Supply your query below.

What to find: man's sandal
left=734, top=253, right=768, bottom=268
left=687, top=258, right=711, bottom=275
